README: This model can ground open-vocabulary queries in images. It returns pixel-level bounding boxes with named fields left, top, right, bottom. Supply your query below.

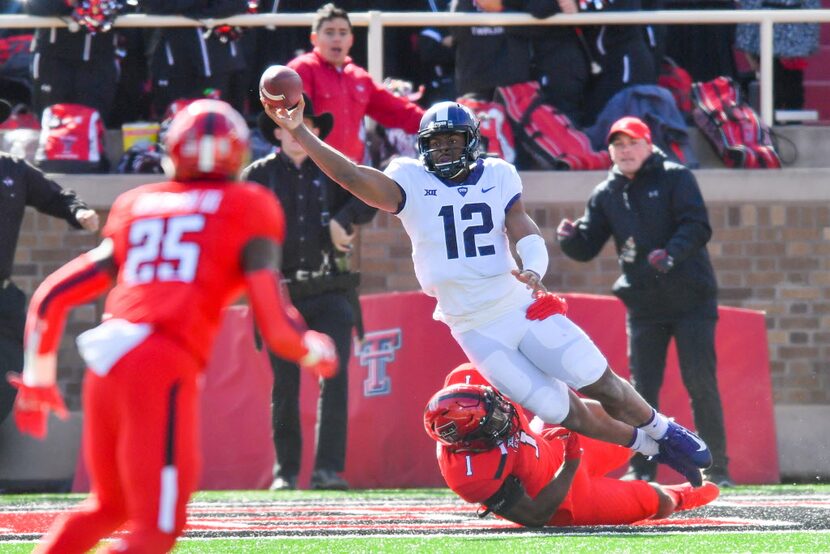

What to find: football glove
left=556, top=219, right=576, bottom=241
left=6, top=372, right=69, bottom=440
left=564, top=432, right=583, bottom=461
left=526, top=290, right=568, bottom=320
left=299, top=331, right=338, bottom=379
left=647, top=249, right=674, bottom=273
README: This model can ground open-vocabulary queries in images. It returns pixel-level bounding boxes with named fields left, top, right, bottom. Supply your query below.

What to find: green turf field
left=1, top=484, right=827, bottom=553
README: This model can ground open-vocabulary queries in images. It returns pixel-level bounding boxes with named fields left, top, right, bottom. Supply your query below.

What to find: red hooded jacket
left=289, top=48, right=424, bottom=163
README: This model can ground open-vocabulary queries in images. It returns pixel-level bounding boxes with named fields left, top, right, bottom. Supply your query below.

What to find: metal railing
left=2, top=10, right=829, bottom=125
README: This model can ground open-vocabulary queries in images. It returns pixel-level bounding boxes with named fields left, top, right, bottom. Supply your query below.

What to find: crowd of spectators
left=0, top=1, right=821, bottom=168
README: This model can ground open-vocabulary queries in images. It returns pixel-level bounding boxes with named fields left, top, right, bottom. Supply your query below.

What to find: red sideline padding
left=74, top=291, right=778, bottom=492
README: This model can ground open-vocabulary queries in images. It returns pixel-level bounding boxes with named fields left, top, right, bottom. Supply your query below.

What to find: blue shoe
left=659, top=421, right=713, bottom=469
left=651, top=447, right=704, bottom=487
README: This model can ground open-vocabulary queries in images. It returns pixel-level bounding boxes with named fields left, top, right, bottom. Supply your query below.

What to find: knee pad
left=523, top=382, right=570, bottom=424
left=560, top=337, right=607, bottom=388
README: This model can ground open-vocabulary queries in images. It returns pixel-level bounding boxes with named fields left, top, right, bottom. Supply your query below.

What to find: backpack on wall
left=35, top=103, right=108, bottom=173
left=455, top=96, right=516, bottom=163
left=496, top=81, right=610, bottom=171
left=691, top=76, right=782, bottom=169
left=658, top=56, right=694, bottom=118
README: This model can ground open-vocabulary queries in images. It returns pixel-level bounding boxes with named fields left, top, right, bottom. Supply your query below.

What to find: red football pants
left=37, top=333, right=202, bottom=554
left=551, top=435, right=660, bottom=526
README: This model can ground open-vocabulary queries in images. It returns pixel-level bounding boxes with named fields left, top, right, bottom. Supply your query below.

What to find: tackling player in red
left=425, top=364, right=720, bottom=527
left=6, top=99, right=338, bottom=553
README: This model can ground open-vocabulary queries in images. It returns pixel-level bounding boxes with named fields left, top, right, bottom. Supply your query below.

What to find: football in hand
left=259, top=65, right=303, bottom=110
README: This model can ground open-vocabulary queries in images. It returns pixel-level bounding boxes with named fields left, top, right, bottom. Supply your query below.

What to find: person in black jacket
left=25, top=0, right=123, bottom=124
left=0, top=99, right=99, bottom=427
left=241, top=95, right=376, bottom=491
left=475, top=0, right=595, bottom=128
left=580, top=0, right=658, bottom=127
left=140, top=0, right=250, bottom=117
left=556, top=116, right=732, bottom=487
left=450, top=0, right=532, bottom=100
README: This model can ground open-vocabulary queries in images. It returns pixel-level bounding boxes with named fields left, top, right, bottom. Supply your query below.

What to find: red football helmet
left=423, top=384, right=519, bottom=452
left=164, top=99, right=249, bottom=181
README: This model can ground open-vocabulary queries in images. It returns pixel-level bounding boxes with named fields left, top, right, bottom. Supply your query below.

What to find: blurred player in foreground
left=425, top=364, right=720, bottom=527
left=6, top=99, right=337, bottom=554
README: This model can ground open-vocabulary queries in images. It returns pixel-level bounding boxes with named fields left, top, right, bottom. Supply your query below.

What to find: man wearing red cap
left=555, top=116, right=732, bottom=488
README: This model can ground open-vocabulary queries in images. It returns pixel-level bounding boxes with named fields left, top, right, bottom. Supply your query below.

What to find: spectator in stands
left=242, top=95, right=376, bottom=490
left=736, top=0, right=820, bottom=111
left=288, top=3, right=424, bottom=165
left=580, top=0, right=658, bottom=127
left=662, top=0, right=737, bottom=83
left=473, top=0, right=594, bottom=128
left=0, top=0, right=34, bottom=108
left=414, top=0, right=457, bottom=106
left=0, top=98, right=99, bottom=428
left=108, top=2, right=152, bottom=126
left=24, top=0, right=123, bottom=125
left=141, top=0, right=251, bottom=118
left=449, top=0, right=533, bottom=102
left=556, top=116, right=732, bottom=488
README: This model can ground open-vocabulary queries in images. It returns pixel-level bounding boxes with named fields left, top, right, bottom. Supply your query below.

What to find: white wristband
left=516, top=234, right=548, bottom=280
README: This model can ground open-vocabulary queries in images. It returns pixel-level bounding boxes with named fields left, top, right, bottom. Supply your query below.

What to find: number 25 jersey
left=385, top=157, right=528, bottom=331
left=102, top=180, right=285, bottom=365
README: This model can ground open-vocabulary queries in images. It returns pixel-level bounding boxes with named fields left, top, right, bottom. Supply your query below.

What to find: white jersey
left=384, top=156, right=530, bottom=332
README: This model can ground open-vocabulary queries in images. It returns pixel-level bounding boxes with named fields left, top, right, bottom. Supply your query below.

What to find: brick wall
left=17, top=199, right=829, bottom=408
left=357, top=201, right=830, bottom=406
left=14, top=211, right=103, bottom=408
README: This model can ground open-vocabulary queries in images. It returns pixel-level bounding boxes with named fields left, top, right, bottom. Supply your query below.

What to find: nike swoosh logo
left=481, top=186, right=495, bottom=193
left=690, top=433, right=708, bottom=452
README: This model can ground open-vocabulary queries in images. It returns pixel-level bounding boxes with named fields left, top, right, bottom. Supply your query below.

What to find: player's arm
left=7, top=239, right=116, bottom=439
left=261, top=97, right=403, bottom=213
left=505, top=196, right=548, bottom=295
left=486, top=442, right=581, bottom=527
left=241, top=237, right=337, bottom=378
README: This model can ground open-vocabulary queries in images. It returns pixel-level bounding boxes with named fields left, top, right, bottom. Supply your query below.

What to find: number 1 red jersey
left=438, top=423, right=566, bottom=507
left=102, top=180, right=285, bottom=365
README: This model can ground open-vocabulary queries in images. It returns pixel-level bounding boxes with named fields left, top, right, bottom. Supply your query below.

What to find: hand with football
left=259, top=65, right=307, bottom=131
left=259, top=65, right=303, bottom=111
left=6, top=372, right=69, bottom=440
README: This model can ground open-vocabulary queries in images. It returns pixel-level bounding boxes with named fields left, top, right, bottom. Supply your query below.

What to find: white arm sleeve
left=516, top=234, right=549, bottom=280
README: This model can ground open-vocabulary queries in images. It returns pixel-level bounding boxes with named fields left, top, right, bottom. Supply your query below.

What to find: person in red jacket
left=288, top=3, right=424, bottom=164
left=6, top=99, right=337, bottom=554
left=425, top=364, right=720, bottom=527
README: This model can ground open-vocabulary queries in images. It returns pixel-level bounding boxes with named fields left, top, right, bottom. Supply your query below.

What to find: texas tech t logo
left=355, top=329, right=402, bottom=397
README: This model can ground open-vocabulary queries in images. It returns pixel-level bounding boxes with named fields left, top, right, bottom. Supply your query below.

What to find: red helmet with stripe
left=164, top=99, right=249, bottom=181
left=423, top=384, right=519, bottom=452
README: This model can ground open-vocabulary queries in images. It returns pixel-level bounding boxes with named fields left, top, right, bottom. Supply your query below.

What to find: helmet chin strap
left=433, top=154, right=472, bottom=181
